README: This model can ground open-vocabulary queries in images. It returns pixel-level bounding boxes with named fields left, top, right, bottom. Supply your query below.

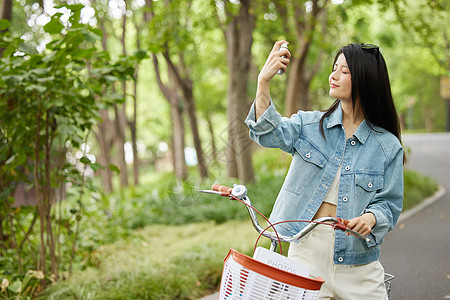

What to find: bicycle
left=199, top=183, right=394, bottom=300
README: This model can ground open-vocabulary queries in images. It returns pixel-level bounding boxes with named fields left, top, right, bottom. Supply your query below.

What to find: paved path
left=200, top=133, right=450, bottom=300
left=380, top=133, right=450, bottom=299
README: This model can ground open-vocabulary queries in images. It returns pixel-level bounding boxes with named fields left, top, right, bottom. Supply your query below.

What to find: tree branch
left=18, top=210, right=38, bottom=251
left=273, top=1, right=291, bottom=36
left=152, top=54, right=172, bottom=102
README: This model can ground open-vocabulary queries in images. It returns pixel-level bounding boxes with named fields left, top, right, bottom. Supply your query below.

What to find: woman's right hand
left=258, top=40, right=291, bottom=83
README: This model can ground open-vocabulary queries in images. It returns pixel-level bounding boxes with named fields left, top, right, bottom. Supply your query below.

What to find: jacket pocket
left=294, top=138, right=328, bottom=168
left=282, top=138, right=328, bottom=195
left=355, top=173, right=384, bottom=192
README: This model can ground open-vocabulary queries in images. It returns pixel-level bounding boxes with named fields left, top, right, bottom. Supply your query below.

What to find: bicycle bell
left=231, top=184, right=247, bottom=199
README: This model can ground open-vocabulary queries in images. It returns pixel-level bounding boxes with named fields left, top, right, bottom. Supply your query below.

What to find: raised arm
left=255, top=41, right=291, bottom=120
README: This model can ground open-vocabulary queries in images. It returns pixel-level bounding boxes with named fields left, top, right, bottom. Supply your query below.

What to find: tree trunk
left=44, top=115, right=57, bottom=278
left=34, top=105, right=47, bottom=282
left=129, top=95, right=139, bottom=186
left=96, top=109, right=114, bottom=194
left=206, top=116, right=217, bottom=165
left=115, top=2, right=129, bottom=189
left=131, top=9, right=142, bottom=186
left=223, top=0, right=255, bottom=184
left=184, top=91, right=208, bottom=178
left=170, top=97, right=188, bottom=179
left=0, top=216, right=4, bottom=252
left=0, top=0, right=12, bottom=56
left=285, top=55, right=312, bottom=115
left=152, top=54, right=188, bottom=180
left=163, top=52, right=209, bottom=180
left=113, top=101, right=129, bottom=188
left=275, top=0, right=328, bottom=116
left=146, top=0, right=189, bottom=180
left=0, top=0, right=12, bottom=21
left=95, top=11, right=120, bottom=192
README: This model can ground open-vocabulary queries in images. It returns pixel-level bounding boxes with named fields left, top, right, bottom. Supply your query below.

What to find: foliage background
left=0, top=0, right=447, bottom=298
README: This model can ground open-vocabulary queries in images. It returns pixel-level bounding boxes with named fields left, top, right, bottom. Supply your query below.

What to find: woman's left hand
left=347, top=213, right=376, bottom=236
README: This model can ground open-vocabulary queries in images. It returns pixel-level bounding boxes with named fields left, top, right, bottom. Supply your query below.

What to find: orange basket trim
left=224, top=248, right=325, bottom=291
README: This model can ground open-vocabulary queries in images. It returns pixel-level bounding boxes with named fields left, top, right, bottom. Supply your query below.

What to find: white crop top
left=322, top=166, right=341, bottom=205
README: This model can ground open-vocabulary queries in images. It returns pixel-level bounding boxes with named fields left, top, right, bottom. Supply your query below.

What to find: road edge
left=397, top=184, right=446, bottom=224
left=199, top=292, right=219, bottom=300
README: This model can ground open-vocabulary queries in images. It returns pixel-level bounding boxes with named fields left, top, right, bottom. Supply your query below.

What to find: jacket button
left=338, top=257, right=344, bottom=262
left=351, top=140, right=356, bottom=146
left=345, top=166, right=350, bottom=171
left=368, top=183, right=373, bottom=188
left=343, top=197, right=348, bottom=202
left=306, top=153, right=311, bottom=159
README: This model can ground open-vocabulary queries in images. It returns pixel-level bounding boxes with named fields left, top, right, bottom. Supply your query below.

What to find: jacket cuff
left=364, top=208, right=389, bottom=247
left=245, top=99, right=282, bottom=136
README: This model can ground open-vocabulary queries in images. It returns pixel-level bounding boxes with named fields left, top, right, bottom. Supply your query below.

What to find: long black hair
left=319, top=43, right=402, bottom=148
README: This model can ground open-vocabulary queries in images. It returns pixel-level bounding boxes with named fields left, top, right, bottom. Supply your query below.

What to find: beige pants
left=288, top=224, right=387, bottom=300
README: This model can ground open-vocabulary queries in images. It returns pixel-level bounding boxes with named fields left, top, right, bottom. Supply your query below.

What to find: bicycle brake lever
left=344, top=228, right=370, bottom=242
left=334, top=218, right=370, bottom=242
left=198, top=190, right=231, bottom=197
left=198, top=190, right=220, bottom=195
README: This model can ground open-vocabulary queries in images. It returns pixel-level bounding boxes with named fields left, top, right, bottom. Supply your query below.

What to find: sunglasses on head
left=359, top=43, right=380, bottom=59
left=360, top=43, right=379, bottom=50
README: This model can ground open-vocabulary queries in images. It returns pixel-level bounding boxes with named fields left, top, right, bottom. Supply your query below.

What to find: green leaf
left=104, top=75, right=120, bottom=82
left=71, top=48, right=95, bottom=59
left=133, top=50, right=148, bottom=60
left=0, top=19, right=10, bottom=31
left=0, top=186, right=14, bottom=201
left=82, top=31, right=101, bottom=42
left=108, top=164, right=120, bottom=174
left=80, top=157, right=91, bottom=164
left=44, top=18, right=65, bottom=34
left=25, top=84, right=47, bottom=93
left=31, top=67, right=52, bottom=75
left=7, top=280, right=21, bottom=293
left=4, top=75, right=24, bottom=85
left=90, top=162, right=101, bottom=172
left=2, top=45, right=15, bottom=58
left=18, top=42, right=38, bottom=55
left=37, top=76, right=55, bottom=83
left=90, top=28, right=103, bottom=39
left=66, top=33, right=85, bottom=50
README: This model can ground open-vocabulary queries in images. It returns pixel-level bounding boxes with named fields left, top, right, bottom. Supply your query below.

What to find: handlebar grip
left=340, top=218, right=350, bottom=226
left=211, top=184, right=233, bottom=195
left=336, top=218, right=369, bottom=241
left=334, top=218, right=350, bottom=231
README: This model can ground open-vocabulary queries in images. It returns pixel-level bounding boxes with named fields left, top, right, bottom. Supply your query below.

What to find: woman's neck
left=340, top=100, right=364, bottom=139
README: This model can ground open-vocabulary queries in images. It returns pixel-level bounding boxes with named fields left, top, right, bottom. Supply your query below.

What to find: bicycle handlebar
left=199, top=184, right=369, bottom=244
left=211, top=184, right=233, bottom=195
left=198, top=184, right=394, bottom=286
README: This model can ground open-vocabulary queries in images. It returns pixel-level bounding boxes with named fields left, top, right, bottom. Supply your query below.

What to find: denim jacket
left=245, top=100, right=403, bottom=265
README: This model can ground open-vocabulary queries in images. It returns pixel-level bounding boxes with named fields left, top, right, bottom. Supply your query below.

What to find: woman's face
left=329, top=53, right=352, bottom=102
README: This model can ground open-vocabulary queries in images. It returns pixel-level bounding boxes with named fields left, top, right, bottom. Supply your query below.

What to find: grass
left=39, top=148, right=439, bottom=300
left=40, top=220, right=269, bottom=300
left=403, top=169, right=439, bottom=210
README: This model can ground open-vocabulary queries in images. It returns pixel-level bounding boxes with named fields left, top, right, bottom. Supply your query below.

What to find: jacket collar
left=326, top=102, right=371, bottom=144
left=326, top=103, right=343, bottom=128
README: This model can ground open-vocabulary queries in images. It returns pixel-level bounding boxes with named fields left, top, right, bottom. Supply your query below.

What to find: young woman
left=245, top=41, right=404, bottom=299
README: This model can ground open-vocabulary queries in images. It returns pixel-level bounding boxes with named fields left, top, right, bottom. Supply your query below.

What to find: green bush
left=403, top=169, right=439, bottom=210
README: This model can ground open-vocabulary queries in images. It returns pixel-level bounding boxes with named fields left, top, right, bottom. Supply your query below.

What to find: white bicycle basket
left=219, top=249, right=324, bottom=300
